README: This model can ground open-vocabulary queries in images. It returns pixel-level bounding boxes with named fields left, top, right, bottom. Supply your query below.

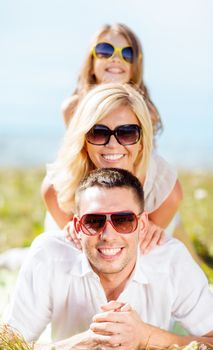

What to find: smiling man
left=6, top=168, right=213, bottom=349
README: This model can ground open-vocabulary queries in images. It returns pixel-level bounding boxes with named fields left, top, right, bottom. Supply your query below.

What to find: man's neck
left=98, top=260, right=136, bottom=301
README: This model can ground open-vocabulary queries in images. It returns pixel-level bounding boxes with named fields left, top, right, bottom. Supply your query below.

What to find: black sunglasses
left=92, top=42, right=134, bottom=63
left=79, top=211, right=140, bottom=236
left=86, top=124, right=141, bottom=146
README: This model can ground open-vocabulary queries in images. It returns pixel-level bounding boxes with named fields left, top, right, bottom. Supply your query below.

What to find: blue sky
left=0, top=0, right=212, bottom=168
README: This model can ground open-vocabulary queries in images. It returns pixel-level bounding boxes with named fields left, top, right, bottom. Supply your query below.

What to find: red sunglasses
left=76, top=211, right=141, bottom=236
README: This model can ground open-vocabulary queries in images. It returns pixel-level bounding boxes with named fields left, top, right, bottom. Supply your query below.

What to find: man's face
left=75, top=186, right=147, bottom=279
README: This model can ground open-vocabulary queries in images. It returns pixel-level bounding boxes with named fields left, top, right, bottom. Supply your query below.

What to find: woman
left=45, top=83, right=182, bottom=252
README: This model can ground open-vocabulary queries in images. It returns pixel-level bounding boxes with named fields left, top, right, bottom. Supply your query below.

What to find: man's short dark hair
left=75, top=168, right=144, bottom=212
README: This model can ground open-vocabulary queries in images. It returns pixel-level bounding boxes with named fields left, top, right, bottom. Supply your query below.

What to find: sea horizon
left=0, top=122, right=212, bottom=171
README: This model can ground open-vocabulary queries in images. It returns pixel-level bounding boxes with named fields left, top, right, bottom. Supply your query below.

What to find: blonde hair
left=48, top=83, right=153, bottom=214
left=71, top=23, right=162, bottom=135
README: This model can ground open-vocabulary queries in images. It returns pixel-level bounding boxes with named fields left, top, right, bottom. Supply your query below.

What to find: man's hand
left=90, top=301, right=148, bottom=349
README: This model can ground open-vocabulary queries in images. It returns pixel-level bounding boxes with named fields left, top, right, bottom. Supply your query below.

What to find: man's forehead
left=78, top=186, right=140, bottom=215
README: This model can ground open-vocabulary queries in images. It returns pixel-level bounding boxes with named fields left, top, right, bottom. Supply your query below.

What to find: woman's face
left=93, top=31, right=133, bottom=84
left=86, top=105, right=142, bottom=173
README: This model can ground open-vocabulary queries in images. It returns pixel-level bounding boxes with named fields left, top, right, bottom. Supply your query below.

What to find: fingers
left=93, top=309, right=132, bottom=325
left=140, top=221, right=165, bottom=254
left=119, top=303, right=131, bottom=312
left=63, top=221, right=82, bottom=250
left=100, top=301, right=132, bottom=313
left=100, top=301, right=125, bottom=312
left=90, top=331, right=123, bottom=348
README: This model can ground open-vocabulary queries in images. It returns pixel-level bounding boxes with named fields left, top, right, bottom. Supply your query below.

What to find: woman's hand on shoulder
left=64, top=220, right=82, bottom=250
left=139, top=220, right=165, bottom=254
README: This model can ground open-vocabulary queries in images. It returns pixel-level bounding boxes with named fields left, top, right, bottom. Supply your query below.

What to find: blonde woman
left=45, top=83, right=182, bottom=253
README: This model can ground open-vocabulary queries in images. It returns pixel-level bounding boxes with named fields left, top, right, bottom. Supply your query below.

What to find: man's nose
left=100, top=221, right=117, bottom=240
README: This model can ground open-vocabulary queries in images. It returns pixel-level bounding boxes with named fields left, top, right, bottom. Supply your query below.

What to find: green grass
left=0, top=168, right=45, bottom=251
left=0, top=168, right=212, bottom=280
left=179, top=172, right=213, bottom=263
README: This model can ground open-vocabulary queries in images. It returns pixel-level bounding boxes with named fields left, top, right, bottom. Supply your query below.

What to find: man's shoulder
left=27, top=231, right=81, bottom=264
left=139, top=238, right=194, bottom=272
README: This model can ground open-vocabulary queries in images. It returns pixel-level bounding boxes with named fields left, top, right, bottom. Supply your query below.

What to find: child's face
left=93, top=31, right=133, bottom=84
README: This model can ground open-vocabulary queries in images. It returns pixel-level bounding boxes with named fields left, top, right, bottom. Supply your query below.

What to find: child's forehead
left=98, top=30, right=130, bottom=45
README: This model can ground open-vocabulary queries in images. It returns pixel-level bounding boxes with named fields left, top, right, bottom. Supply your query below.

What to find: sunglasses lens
left=81, top=214, right=106, bottom=235
left=86, top=125, right=110, bottom=145
left=95, top=43, right=114, bottom=59
left=122, top=47, right=134, bottom=63
left=111, top=212, right=137, bottom=233
left=116, top=125, right=141, bottom=145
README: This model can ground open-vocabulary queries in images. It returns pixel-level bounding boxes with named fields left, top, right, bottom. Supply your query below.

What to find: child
left=61, top=23, right=162, bottom=136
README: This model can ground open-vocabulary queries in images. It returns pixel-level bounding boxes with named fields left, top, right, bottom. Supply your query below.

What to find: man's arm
left=90, top=301, right=213, bottom=349
left=0, top=326, right=97, bottom=350
left=35, top=330, right=95, bottom=350
left=5, top=238, right=53, bottom=341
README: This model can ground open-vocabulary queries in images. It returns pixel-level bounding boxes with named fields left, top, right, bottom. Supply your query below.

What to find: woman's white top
left=143, top=153, right=177, bottom=213
left=45, top=153, right=178, bottom=236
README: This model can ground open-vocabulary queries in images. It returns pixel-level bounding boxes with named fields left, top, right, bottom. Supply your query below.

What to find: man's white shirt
left=6, top=232, right=213, bottom=342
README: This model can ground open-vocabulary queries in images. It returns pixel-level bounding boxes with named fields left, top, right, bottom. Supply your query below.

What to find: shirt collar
left=81, top=253, right=96, bottom=277
left=130, top=247, right=149, bottom=284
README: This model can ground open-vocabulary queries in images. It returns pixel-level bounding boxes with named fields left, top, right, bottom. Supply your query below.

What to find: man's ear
left=73, top=216, right=81, bottom=236
left=139, top=212, right=148, bottom=236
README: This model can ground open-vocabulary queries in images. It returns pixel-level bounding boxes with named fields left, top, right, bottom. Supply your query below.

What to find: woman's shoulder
left=144, top=153, right=178, bottom=212
left=148, top=153, right=177, bottom=181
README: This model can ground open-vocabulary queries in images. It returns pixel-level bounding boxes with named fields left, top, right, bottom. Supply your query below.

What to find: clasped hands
left=86, top=300, right=149, bottom=350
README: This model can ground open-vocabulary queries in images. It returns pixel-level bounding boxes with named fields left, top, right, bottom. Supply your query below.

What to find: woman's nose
left=106, top=134, right=120, bottom=147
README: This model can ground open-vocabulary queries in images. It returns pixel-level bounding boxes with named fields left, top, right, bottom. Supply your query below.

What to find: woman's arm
left=148, top=178, right=183, bottom=228
left=41, top=175, right=72, bottom=229
left=61, top=94, right=79, bottom=127
left=138, top=179, right=183, bottom=253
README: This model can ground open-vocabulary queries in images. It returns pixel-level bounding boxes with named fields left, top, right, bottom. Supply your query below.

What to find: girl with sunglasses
left=45, top=83, right=182, bottom=254
left=61, top=23, right=162, bottom=136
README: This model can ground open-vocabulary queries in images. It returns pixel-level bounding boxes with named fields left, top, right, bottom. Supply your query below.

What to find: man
left=6, top=168, right=213, bottom=349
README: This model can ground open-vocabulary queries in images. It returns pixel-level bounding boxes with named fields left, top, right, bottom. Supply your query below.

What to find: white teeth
left=106, top=68, right=123, bottom=73
left=102, top=154, right=124, bottom=160
left=99, top=248, right=121, bottom=256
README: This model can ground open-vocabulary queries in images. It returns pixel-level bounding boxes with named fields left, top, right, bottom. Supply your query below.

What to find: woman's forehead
left=98, top=104, right=139, bottom=125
